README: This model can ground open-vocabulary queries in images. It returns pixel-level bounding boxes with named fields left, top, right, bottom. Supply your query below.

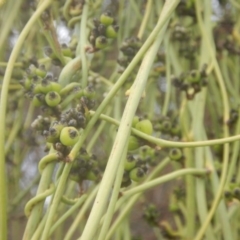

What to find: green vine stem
left=0, top=1, right=53, bottom=239
left=97, top=144, right=128, bottom=240
left=24, top=184, right=55, bottom=217
left=49, top=194, right=87, bottom=236
left=78, top=1, right=89, bottom=88
left=23, top=151, right=56, bottom=240
left=194, top=0, right=231, bottom=239
left=89, top=111, right=240, bottom=148
left=79, top=4, right=175, bottom=237
left=123, top=168, right=209, bottom=198
left=38, top=153, right=59, bottom=174
left=105, top=157, right=171, bottom=240
left=58, top=56, right=82, bottom=87
left=64, top=185, right=99, bottom=240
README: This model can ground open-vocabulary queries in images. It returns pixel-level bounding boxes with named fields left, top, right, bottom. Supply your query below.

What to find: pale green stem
left=64, top=186, right=99, bottom=240
left=79, top=4, right=175, bottom=237
left=89, top=111, right=240, bottom=148
left=194, top=0, right=231, bottom=239
left=137, top=0, right=153, bottom=39
left=0, top=1, right=53, bottom=240
left=49, top=194, right=87, bottom=236
left=97, top=144, right=128, bottom=240
left=78, top=2, right=88, bottom=87
left=123, top=168, right=208, bottom=198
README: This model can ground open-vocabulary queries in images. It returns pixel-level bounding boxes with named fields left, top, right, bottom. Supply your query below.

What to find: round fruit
left=95, top=36, right=108, bottom=49
left=45, top=91, right=61, bottom=107
left=169, top=148, right=183, bottom=161
left=128, top=136, right=140, bottom=151
left=135, top=119, right=153, bottom=135
left=129, top=167, right=145, bottom=182
left=124, top=155, right=137, bottom=171
left=100, top=12, right=114, bottom=26
left=50, top=81, right=62, bottom=93
left=132, top=116, right=139, bottom=127
left=105, top=25, right=119, bottom=38
left=32, top=94, right=45, bottom=107
left=60, top=127, right=80, bottom=146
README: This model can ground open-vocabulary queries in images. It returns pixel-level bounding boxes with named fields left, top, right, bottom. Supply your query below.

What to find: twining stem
left=79, top=1, right=179, bottom=238
left=0, top=1, right=53, bottom=240
left=89, top=111, right=240, bottom=148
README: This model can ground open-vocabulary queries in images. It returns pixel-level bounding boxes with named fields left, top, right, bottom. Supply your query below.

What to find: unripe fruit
left=169, top=148, right=183, bottom=161
left=95, top=36, right=108, bottom=49
left=44, top=127, right=60, bottom=143
left=186, top=70, right=200, bottom=83
left=60, top=127, right=80, bottom=146
left=86, top=168, right=100, bottom=181
left=124, top=155, right=137, bottom=171
left=20, top=77, right=32, bottom=90
left=83, top=86, right=95, bottom=99
left=105, top=25, right=119, bottom=38
left=135, top=119, right=153, bottom=135
left=129, top=167, right=145, bottom=182
left=100, top=12, right=114, bottom=26
left=132, top=116, right=139, bottom=127
left=45, top=91, right=61, bottom=107
left=32, top=94, right=45, bottom=107
left=50, top=81, right=62, bottom=93
left=40, top=79, right=52, bottom=93
left=128, top=136, right=140, bottom=151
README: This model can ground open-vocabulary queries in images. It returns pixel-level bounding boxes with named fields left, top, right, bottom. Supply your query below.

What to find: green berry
left=105, top=25, right=119, bottom=38
left=44, top=127, right=60, bottom=143
left=100, top=11, right=114, bottom=26
left=20, top=77, right=32, bottom=90
left=128, top=136, right=140, bottom=151
left=40, top=79, right=52, bottom=93
left=45, top=91, right=61, bottom=107
left=86, top=168, right=100, bottom=181
left=124, top=155, right=137, bottom=171
left=50, top=81, right=62, bottom=93
left=129, top=167, right=145, bottom=182
left=60, top=127, right=80, bottom=146
left=32, top=94, right=45, bottom=107
left=132, top=116, right=139, bottom=127
left=135, top=119, right=153, bottom=135
left=186, top=70, right=200, bottom=83
left=169, top=148, right=183, bottom=161
left=83, top=86, right=95, bottom=99
left=95, top=36, right=108, bottom=49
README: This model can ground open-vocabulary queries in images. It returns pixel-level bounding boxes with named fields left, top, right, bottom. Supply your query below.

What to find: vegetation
left=1, top=0, right=240, bottom=239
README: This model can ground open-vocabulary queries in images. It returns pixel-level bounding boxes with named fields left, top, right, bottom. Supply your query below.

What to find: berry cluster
left=142, top=204, right=160, bottom=227
left=224, top=178, right=240, bottom=202
left=44, top=43, right=75, bottom=66
left=154, top=115, right=181, bottom=138
left=117, top=37, right=142, bottom=70
left=122, top=146, right=160, bottom=187
left=89, top=11, right=119, bottom=51
left=172, top=65, right=208, bottom=100
left=21, top=63, right=96, bottom=116
left=69, top=148, right=101, bottom=182
left=128, top=117, right=153, bottom=151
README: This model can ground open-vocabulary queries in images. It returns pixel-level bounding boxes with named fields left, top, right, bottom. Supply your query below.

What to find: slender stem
left=97, top=144, right=128, bottom=240
left=89, top=111, right=240, bottom=148
left=78, top=2, right=89, bottom=87
left=123, top=168, right=208, bottom=197
left=137, top=0, right=153, bottom=39
left=0, top=1, right=53, bottom=240
left=49, top=194, right=87, bottom=236
left=79, top=4, right=175, bottom=237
